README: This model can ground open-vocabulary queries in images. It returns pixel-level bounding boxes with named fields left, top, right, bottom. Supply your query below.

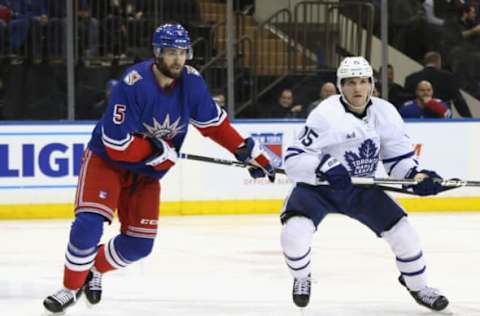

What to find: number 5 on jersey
left=113, top=104, right=126, bottom=124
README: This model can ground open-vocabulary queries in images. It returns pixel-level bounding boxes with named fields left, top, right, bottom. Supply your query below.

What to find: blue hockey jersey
left=88, top=59, right=227, bottom=179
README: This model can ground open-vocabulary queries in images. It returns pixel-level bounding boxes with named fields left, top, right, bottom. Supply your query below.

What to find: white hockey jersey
left=284, top=95, right=418, bottom=185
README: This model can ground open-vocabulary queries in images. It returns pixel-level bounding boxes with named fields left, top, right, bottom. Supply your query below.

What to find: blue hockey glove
left=316, top=154, right=352, bottom=191
left=407, top=169, right=443, bottom=196
left=234, top=137, right=275, bottom=182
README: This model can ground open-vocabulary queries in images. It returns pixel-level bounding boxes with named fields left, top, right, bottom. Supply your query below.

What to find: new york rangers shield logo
left=251, top=132, right=283, bottom=168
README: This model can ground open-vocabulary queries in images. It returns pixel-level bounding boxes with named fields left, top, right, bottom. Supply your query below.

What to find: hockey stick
left=179, top=153, right=480, bottom=192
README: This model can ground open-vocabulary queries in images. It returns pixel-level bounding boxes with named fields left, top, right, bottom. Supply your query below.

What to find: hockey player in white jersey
left=280, top=56, right=449, bottom=311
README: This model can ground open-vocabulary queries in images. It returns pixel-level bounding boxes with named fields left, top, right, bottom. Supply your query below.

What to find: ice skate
left=43, top=288, right=82, bottom=315
left=292, top=274, right=311, bottom=308
left=83, top=268, right=102, bottom=305
left=399, top=275, right=449, bottom=311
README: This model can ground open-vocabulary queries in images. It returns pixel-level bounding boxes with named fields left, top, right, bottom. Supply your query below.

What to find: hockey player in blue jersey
left=280, top=57, right=449, bottom=311
left=43, top=23, right=275, bottom=315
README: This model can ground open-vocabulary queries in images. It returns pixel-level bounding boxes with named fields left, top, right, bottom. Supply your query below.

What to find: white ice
left=0, top=213, right=479, bottom=316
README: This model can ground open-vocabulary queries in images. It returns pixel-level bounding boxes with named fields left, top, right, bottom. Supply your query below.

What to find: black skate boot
left=43, top=288, right=82, bottom=315
left=292, top=274, right=311, bottom=308
left=399, top=275, right=449, bottom=311
left=83, top=268, right=102, bottom=305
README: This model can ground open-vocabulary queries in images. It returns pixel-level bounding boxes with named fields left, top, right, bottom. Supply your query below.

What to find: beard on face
left=155, top=57, right=184, bottom=79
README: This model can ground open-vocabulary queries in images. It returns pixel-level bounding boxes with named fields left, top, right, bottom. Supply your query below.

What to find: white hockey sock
left=65, top=242, right=97, bottom=272
left=281, top=216, right=315, bottom=279
left=382, top=217, right=428, bottom=291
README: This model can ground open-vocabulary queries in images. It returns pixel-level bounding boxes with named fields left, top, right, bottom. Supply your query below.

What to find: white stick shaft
left=352, top=177, right=480, bottom=187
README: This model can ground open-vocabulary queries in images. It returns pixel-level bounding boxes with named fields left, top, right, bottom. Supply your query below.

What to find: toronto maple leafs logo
left=344, top=139, right=379, bottom=176
left=143, top=114, right=185, bottom=140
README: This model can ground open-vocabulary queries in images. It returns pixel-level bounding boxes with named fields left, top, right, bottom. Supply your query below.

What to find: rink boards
left=0, top=120, right=479, bottom=219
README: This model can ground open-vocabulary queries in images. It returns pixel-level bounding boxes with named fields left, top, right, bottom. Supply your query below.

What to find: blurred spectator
left=432, top=0, right=463, bottom=21
left=423, top=0, right=445, bottom=26
left=90, top=0, right=149, bottom=59
left=77, top=0, right=99, bottom=59
left=306, top=82, right=336, bottom=113
left=445, top=3, right=480, bottom=46
left=125, top=0, right=147, bottom=58
left=45, top=0, right=64, bottom=61
left=0, top=3, right=10, bottom=54
left=264, top=88, right=305, bottom=118
left=443, top=4, right=480, bottom=98
left=404, top=51, right=472, bottom=117
left=4, top=0, right=49, bottom=62
left=0, top=2, right=11, bottom=23
left=91, top=79, right=119, bottom=118
left=389, top=0, right=429, bottom=60
left=379, top=64, right=412, bottom=110
left=399, top=80, right=452, bottom=118
left=389, top=0, right=445, bottom=61
left=90, top=0, right=127, bottom=57
left=42, top=0, right=99, bottom=62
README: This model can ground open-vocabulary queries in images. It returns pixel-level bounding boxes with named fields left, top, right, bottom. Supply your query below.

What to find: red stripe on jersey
left=105, top=135, right=153, bottom=162
left=196, top=118, right=244, bottom=153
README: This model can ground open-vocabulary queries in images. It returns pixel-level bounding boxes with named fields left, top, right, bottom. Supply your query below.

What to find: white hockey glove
left=145, top=138, right=178, bottom=171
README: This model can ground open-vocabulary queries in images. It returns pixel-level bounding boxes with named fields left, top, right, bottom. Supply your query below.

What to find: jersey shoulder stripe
left=190, top=105, right=227, bottom=128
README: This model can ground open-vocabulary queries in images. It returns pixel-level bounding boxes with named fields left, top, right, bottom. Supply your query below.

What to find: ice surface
left=0, top=213, right=479, bottom=315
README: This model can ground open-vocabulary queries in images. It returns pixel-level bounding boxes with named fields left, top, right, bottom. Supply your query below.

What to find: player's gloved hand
left=234, top=137, right=275, bottom=182
left=315, top=154, right=352, bottom=191
left=407, top=168, right=443, bottom=196
left=145, top=137, right=178, bottom=171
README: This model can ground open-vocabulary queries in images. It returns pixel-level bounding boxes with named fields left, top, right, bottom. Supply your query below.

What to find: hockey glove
left=145, top=137, right=178, bottom=171
left=316, top=154, right=352, bottom=191
left=234, top=137, right=275, bottom=182
left=406, top=168, right=443, bottom=196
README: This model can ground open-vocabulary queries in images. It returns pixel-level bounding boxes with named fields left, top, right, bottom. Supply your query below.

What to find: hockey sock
left=382, top=217, right=428, bottom=291
left=64, top=212, right=105, bottom=289
left=281, top=216, right=315, bottom=279
left=94, top=234, right=154, bottom=273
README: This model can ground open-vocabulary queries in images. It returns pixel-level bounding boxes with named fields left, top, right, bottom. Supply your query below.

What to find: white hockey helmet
left=336, top=56, right=374, bottom=106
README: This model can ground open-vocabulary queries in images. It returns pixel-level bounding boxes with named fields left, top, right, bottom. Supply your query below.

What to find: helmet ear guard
left=152, top=23, right=194, bottom=60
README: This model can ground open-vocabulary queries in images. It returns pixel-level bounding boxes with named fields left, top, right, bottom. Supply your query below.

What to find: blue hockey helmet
left=152, top=23, right=193, bottom=60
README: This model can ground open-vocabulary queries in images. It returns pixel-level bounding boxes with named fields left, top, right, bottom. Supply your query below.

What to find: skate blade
left=298, top=307, right=307, bottom=316
left=42, top=309, right=65, bottom=316
left=436, top=307, right=454, bottom=315
left=85, top=299, right=96, bottom=309
left=84, top=297, right=101, bottom=309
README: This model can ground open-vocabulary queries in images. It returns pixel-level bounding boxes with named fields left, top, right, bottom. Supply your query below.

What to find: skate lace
left=418, top=287, right=442, bottom=305
left=293, top=277, right=311, bottom=295
left=89, top=270, right=102, bottom=291
left=52, top=289, right=75, bottom=305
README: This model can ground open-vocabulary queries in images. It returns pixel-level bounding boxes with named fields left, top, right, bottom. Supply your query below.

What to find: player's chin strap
left=179, top=153, right=480, bottom=195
